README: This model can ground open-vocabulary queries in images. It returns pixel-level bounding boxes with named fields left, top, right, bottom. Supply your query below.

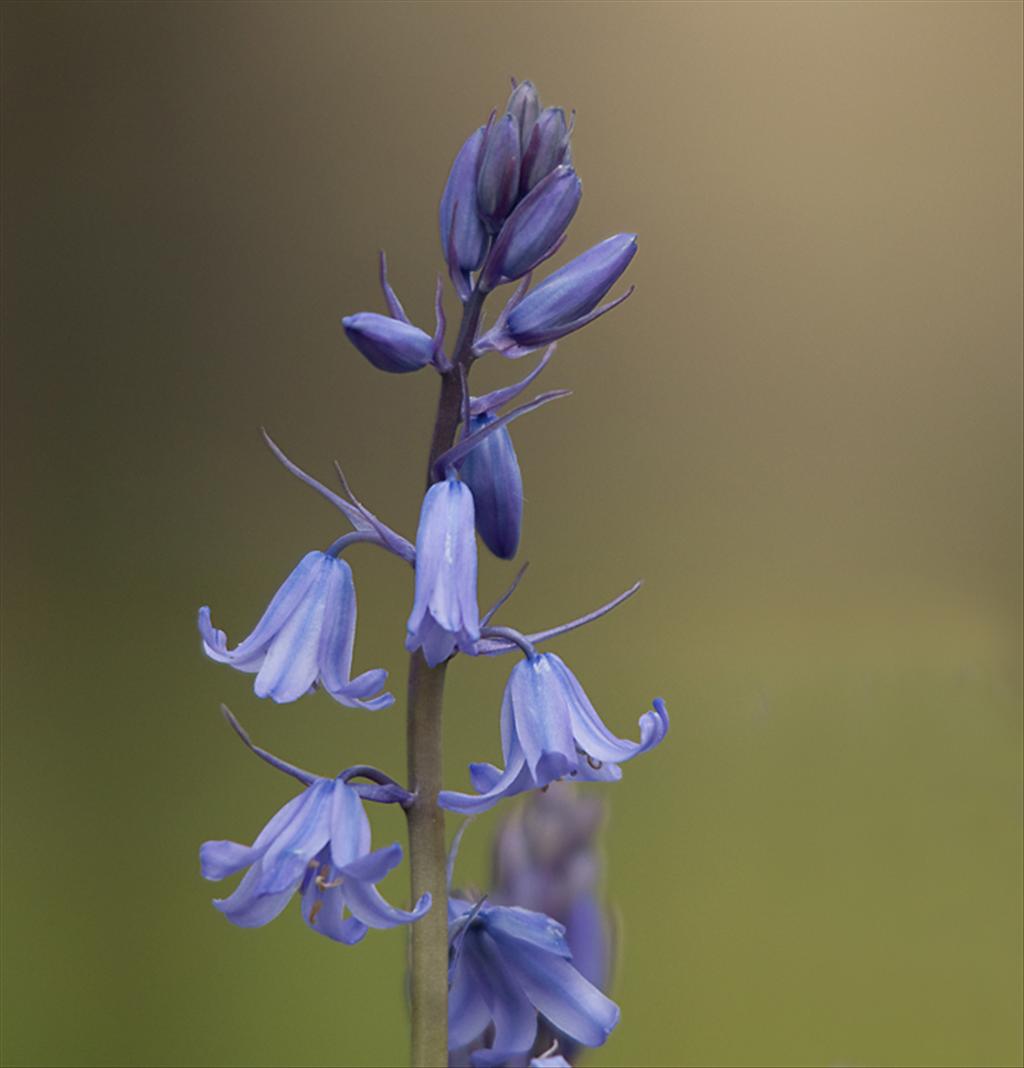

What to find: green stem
left=406, top=288, right=486, bottom=1068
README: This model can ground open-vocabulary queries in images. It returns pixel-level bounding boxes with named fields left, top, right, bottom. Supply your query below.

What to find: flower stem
left=406, top=288, right=486, bottom=1068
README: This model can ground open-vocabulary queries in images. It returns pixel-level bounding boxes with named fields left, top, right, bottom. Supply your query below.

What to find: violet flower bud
left=460, top=412, right=523, bottom=560
left=477, top=114, right=522, bottom=232
left=342, top=312, right=435, bottom=374
left=440, top=128, right=489, bottom=290
left=521, top=107, right=572, bottom=193
left=477, top=234, right=637, bottom=357
left=506, top=79, right=541, bottom=150
left=480, top=165, right=581, bottom=291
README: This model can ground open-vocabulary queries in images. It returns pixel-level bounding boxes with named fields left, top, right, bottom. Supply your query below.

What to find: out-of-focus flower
left=476, top=234, right=637, bottom=358
left=405, top=474, right=480, bottom=666
left=199, top=551, right=393, bottom=709
left=448, top=897, right=619, bottom=1066
left=440, top=650, right=668, bottom=814
left=201, top=774, right=429, bottom=942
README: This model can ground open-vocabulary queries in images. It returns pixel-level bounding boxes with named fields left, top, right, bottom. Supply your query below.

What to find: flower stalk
left=405, top=285, right=487, bottom=1067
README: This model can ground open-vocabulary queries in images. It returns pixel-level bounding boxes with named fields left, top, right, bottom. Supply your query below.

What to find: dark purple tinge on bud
left=342, top=312, right=435, bottom=374
left=476, top=114, right=522, bottom=232
left=440, top=128, right=489, bottom=275
left=521, top=107, right=572, bottom=193
left=506, top=79, right=541, bottom=151
left=480, top=165, right=582, bottom=290
left=460, top=413, right=523, bottom=560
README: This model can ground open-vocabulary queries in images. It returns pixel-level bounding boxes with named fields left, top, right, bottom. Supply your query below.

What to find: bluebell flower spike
left=440, top=650, right=669, bottom=814
left=477, top=233, right=638, bottom=357
left=201, top=775, right=430, bottom=943
left=199, top=550, right=394, bottom=709
left=405, top=473, right=481, bottom=667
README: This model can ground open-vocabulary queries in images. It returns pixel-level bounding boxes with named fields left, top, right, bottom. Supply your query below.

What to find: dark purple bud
left=460, top=413, right=523, bottom=560
left=342, top=313, right=435, bottom=374
left=506, top=79, right=541, bottom=150
left=521, top=107, right=572, bottom=193
left=476, top=114, right=521, bottom=232
left=480, top=165, right=582, bottom=291
left=439, top=128, right=489, bottom=276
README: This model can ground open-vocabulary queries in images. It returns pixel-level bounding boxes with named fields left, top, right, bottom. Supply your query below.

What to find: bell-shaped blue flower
left=405, top=474, right=481, bottom=666
left=440, top=651, right=668, bottom=814
left=448, top=897, right=619, bottom=1067
left=477, top=234, right=637, bottom=358
left=480, top=166, right=581, bottom=291
left=460, top=412, right=523, bottom=560
left=199, top=551, right=393, bottom=710
left=342, top=312, right=435, bottom=374
left=441, top=127, right=489, bottom=299
left=200, top=775, right=430, bottom=943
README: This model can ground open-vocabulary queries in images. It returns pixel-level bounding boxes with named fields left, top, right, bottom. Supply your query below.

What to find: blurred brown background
left=2, top=2, right=1021, bottom=1066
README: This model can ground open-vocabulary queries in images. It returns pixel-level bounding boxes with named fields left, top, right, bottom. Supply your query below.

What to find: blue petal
left=328, top=781, right=372, bottom=869
left=337, top=842, right=404, bottom=884
left=469, top=931, right=538, bottom=1060
left=343, top=879, right=431, bottom=930
left=448, top=950, right=491, bottom=1051
left=439, top=746, right=531, bottom=815
left=200, top=788, right=312, bottom=880
left=258, top=779, right=333, bottom=894
left=483, top=905, right=572, bottom=959
left=500, top=943, right=619, bottom=1048
left=212, top=859, right=296, bottom=928
left=300, top=860, right=368, bottom=944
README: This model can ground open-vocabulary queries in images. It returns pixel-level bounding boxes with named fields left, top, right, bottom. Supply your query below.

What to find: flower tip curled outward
left=198, top=551, right=394, bottom=710
left=201, top=776, right=430, bottom=943
left=342, top=312, right=435, bottom=374
left=439, top=652, right=669, bottom=814
left=405, top=475, right=481, bottom=667
left=448, top=897, right=619, bottom=1066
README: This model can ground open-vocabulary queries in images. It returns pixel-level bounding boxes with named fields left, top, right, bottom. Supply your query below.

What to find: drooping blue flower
left=480, top=165, right=582, bottom=291
left=405, top=474, right=481, bottom=666
left=201, top=773, right=430, bottom=943
left=476, top=234, right=637, bottom=358
left=448, top=897, right=619, bottom=1067
left=440, top=651, right=668, bottom=814
left=199, top=551, right=393, bottom=710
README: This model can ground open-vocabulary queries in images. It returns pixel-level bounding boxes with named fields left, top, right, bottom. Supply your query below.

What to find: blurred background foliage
left=2, top=2, right=1021, bottom=1066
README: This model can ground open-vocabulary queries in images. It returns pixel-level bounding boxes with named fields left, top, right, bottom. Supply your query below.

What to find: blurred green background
left=2, top=2, right=1021, bottom=1065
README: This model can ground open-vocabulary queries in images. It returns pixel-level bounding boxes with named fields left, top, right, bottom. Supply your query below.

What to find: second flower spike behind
left=199, top=550, right=394, bottom=710
left=440, top=649, right=669, bottom=814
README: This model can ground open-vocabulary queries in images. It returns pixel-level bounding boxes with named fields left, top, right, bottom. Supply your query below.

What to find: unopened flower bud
left=342, top=313, right=435, bottom=374
left=521, top=107, right=572, bottom=193
left=480, top=165, right=581, bottom=290
left=460, top=413, right=523, bottom=560
left=506, top=79, right=541, bottom=150
left=476, top=114, right=522, bottom=232
left=440, top=128, right=489, bottom=276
